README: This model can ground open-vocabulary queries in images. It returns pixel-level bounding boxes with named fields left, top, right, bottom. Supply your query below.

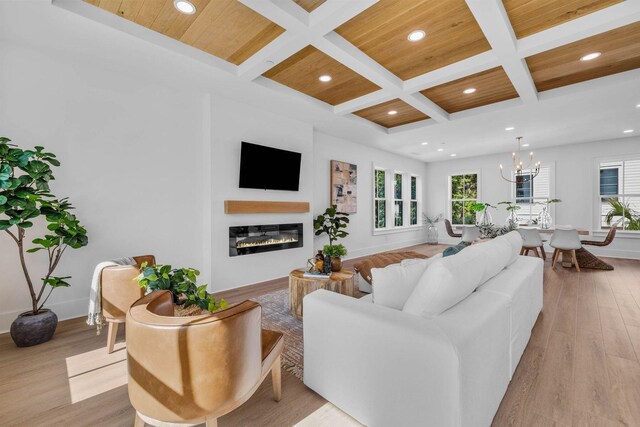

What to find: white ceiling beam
left=517, top=2, right=640, bottom=58
left=309, top=0, right=379, bottom=35
left=333, top=90, right=393, bottom=115
left=237, top=32, right=307, bottom=80
left=465, top=0, right=538, bottom=103
left=401, top=93, right=450, bottom=122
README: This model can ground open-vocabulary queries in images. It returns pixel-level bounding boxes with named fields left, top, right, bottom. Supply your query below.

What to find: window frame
left=593, top=155, right=640, bottom=233
left=394, top=172, right=404, bottom=227
left=448, top=171, right=480, bottom=225
left=373, top=168, right=387, bottom=230
left=510, top=162, right=555, bottom=225
left=410, top=175, right=418, bottom=226
left=372, top=163, right=422, bottom=235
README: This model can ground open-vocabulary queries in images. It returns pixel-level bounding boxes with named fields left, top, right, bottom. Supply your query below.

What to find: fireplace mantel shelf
left=224, top=200, right=310, bottom=214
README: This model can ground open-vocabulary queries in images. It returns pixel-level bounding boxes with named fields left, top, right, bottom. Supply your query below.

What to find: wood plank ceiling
left=353, top=99, right=429, bottom=128
left=85, top=0, right=640, bottom=130
left=334, top=0, right=491, bottom=80
left=526, top=21, right=640, bottom=92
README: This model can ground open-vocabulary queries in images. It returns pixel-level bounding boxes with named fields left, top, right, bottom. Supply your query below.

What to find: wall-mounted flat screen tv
left=239, top=141, right=302, bottom=191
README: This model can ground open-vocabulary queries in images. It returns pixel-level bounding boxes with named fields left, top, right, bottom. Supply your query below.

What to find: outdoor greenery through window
left=410, top=176, right=418, bottom=225
left=394, top=173, right=403, bottom=227
left=374, top=169, right=386, bottom=229
left=449, top=173, right=478, bottom=225
left=514, top=165, right=551, bottom=224
left=598, top=159, right=640, bottom=230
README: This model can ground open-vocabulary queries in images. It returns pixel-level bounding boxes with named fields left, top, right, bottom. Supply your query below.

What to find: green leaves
left=313, top=204, right=350, bottom=247
left=43, top=276, right=71, bottom=288
left=323, top=243, right=347, bottom=257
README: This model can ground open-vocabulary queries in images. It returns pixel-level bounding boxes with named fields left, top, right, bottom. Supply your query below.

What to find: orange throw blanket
left=354, top=251, right=429, bottom=285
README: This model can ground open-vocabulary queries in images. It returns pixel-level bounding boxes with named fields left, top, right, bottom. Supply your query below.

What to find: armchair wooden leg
left=571, top=250, right=580, bottom=272
left=134, top=412, right=144, bottom=427
left=205, top=417, right=218, bottom=427
left=107, top=322, right=118, bottom=354
left=271, top=355, right=282, bottom=402
left=540, top=245, right=547, bottom=260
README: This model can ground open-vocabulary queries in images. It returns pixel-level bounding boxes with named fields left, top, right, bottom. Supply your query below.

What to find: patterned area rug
left=251, top=289, right=304, bottom=380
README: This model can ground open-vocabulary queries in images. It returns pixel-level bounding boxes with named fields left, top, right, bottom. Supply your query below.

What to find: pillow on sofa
left=501, top=231, right=523, bottom=265
left=371, top=256, right=440, bottom=310
left=400, top=253, right=442, bottom=267
left=442, top=241, right=470, bottom=257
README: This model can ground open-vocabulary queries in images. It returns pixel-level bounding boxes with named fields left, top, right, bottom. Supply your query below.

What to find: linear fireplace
left=229, top=223, right=303, bottom=257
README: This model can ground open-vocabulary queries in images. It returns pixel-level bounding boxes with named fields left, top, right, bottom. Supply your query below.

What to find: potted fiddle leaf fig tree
left=313, top=205, right=349, bottom=272
left=0, top=137, right=88, bottom=347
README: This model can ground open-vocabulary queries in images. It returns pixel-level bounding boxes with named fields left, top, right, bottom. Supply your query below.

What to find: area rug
left=251, top=289, right=304, bottom=380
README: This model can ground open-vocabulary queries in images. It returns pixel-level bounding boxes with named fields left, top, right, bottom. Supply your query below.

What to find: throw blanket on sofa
left=353, top=251, right=429, bottom=284
left=87, top=257, right=136, bottom=335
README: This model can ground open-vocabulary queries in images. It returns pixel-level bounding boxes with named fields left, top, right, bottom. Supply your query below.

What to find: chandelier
left=499, top=136, right=540, bottom=183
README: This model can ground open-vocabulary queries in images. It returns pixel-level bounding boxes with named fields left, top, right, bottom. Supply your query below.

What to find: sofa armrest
left=303, top=290, right=461, bottom=427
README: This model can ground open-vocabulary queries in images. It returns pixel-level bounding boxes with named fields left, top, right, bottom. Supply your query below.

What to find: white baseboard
left=0, top=297, right=89, bottom=335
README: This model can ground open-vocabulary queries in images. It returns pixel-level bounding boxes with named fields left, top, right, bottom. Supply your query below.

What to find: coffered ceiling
left=71, top=0, right=640, bottom=132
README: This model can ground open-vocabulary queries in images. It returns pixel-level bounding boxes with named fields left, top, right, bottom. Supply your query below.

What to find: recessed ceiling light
left=505, top=126, right=515, bottom=131
left=463, top=88, right=476, bottom=94
left=421, top=142, right=429, bottom=145
left=173, top=0, right=196, bottom=14
left=623, top=129, right=634, bottom=133
left=407, top=30, right=426, bottom=42
left=388, top=110, right=397, bottom=115
left=636, top=104, right=640, bottom=108
left=318, top=75, right=332, bottom=82
left=522, top=143, right=530, bottom=147
left=450, top=154, right=457, bottom=157
left=437, top=148, right=444, bottom=152
left=580, top=52, right=601, bottom=61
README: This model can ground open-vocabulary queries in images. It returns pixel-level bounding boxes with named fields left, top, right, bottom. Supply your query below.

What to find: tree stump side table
left=289, top=269, right=355, bottom=319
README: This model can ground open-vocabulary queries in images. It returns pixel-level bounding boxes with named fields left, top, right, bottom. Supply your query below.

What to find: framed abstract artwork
left=330, top=160, right=357, bottom=213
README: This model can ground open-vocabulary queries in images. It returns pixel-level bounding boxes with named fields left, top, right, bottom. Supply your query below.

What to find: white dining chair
left=550, top=227, right=582, bottom=271
left=461, top=225, right=481, bottom=243
left=517, top=228, right=545, bottom=260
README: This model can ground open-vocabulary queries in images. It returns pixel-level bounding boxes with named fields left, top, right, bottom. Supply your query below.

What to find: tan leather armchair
left=102, top=255, right=155, bottom=353
left=126, top=290, right=283, bottom=427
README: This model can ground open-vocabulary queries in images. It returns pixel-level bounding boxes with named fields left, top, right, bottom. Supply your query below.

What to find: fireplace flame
left=237, top=236, right=298, bottom=249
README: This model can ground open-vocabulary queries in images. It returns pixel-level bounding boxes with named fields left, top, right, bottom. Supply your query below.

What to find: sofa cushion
left=371, top=257, right=439, bottom=310
left=442, top=241, right=469, bottom=257
left=501, top=231, right=523, bottom=265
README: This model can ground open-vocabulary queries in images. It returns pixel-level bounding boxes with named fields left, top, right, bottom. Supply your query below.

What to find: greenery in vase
left=323, top=243, right=347, bottom=257
left=605, top=198, right=640, bottom=230
left=0, top=137, right=88, bottom=315
left=478, top=222, right=518, bottom=239
left=135, top=263, right=228, bottom=312
left=422, top=213, right=443, bottom=226
left=314, top=204, right=349, bottom=247
left=498, top=201, right=522, bottom=212
left=470, top=202, right=496, bottom=213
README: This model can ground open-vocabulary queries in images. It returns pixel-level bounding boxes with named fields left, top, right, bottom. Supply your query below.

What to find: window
left=373, top=166, right=421, bottom=232
left=394, top=173, right=403, bottom=226
left=598, top=159, right=640, bottom=230
left=374, top=169, right=386, bottom=229
left=410, top=176, right=418, bottom=225
left=449, top=173, right=478, bottom=225
left=513, top=165, right=551, bottom=224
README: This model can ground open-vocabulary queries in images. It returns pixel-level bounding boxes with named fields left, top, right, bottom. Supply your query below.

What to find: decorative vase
left=426, top=225, right=438, bottom=245
left=323, top=254, right=332, bottom=274
left=478, top=209, right=493, bottom=227
left=10, top=309, right=58, bottom=347
left=330, top=257, right=342, bottom=272
left=506, top=211, right=520, bottom=229
left=538, top=206, right=552, bottom=229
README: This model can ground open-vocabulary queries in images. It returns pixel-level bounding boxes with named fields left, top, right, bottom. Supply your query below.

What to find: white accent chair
left=550, top=227, right=582, bottom=271
left=461, top=225, right=481, bottom=243
left=518, top=228, right=546, bottom=260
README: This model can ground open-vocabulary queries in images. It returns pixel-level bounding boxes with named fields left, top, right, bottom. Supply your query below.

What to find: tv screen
left=239, top=142, right=302, bottom=191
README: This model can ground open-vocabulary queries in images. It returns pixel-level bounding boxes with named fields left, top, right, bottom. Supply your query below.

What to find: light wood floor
left=1, top=246, right=640, bottom=427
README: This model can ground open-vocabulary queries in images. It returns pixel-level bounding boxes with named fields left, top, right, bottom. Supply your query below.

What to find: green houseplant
left=0, top=137, right=88, bottom=347
left=135, top=263, right=228, bottom=312
left=605, top=198, right=640, bottom=230
left=498, top=201, right=522, bottom=228
left=470, top=202, right=496, bottom=226
left=314, top=205, right=350, bottom=272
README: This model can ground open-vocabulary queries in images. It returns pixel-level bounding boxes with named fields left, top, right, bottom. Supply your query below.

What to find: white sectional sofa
left=303, top=232, right=543, bottom=427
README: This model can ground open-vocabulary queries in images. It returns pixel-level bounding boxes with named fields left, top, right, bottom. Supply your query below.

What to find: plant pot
left=426, top=225, right=438, bottom=245
left=10, top=309, right=58, bottom=347
left=330, top=256, right=343, bottom=272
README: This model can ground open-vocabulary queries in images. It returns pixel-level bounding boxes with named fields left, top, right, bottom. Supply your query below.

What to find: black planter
left=10, top=309, right=58, bottom=347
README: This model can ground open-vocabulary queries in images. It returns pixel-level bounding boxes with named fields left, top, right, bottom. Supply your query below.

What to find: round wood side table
left=288, top=269, right=355, bottom=319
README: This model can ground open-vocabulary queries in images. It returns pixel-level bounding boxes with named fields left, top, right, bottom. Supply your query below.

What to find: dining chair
left=549, top=228, right=582, bottom=271
left=461, top=225, right=481, bottom=243
left=517, top=228, right=546, bottom=260
left=444, top=219, right=462, bottom=238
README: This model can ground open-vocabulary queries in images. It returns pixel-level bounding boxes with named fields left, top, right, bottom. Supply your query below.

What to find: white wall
left=424, top=137, right=640, bottom=259
left=0, top=42, right=205, bottom=331
left=313, top=132, right=428, bottom=259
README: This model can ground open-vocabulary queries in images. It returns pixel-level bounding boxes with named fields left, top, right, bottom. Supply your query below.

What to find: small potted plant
left=422, top=213, right=442, bottom=245
left=313, top=205, right=349, bottom=272
left=470, top=202, right=496, bottom=227
left=498, top=201, right=522, bottom=228
left=1, top=137, right=89, bottom=347
left=135, top=263, right=227, bottom=313
left=535, top=198, right=561, bottom=229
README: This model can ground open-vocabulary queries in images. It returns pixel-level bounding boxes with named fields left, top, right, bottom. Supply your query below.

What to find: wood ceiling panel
left=263, top=46, right=381, bottom=106
left=293, top=0, right=327, bottom=13
left=503, top=0, right=623, bottom=39
left=353, top=99, right=429, bottom=128
left=420, top=67, right=518, bottom=113
left=334, top=0, right=491, bottom=80
left=526, top=22, right=640, bottom=93
left=85, top=0, right=285, bottom=66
